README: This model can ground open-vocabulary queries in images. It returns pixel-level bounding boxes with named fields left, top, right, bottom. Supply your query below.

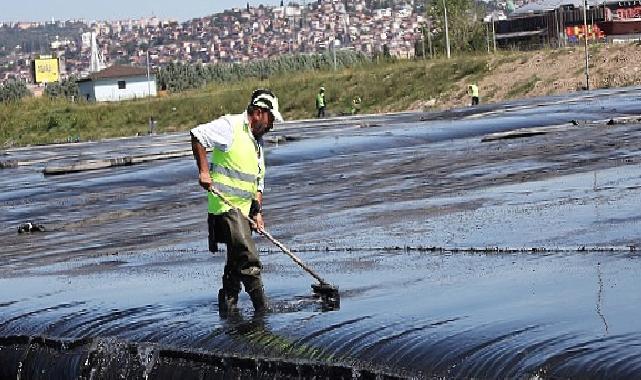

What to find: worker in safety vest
left=316, top=86, right=326, bottom=118
left=190, top=89, right=283, bottom=315
left=468, top=84, right=479, bottom=106
left=351, top=96, right=362, bottom=115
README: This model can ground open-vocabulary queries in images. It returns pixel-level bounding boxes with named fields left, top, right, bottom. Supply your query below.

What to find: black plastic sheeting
left=0, top=335, right=409, bottom=379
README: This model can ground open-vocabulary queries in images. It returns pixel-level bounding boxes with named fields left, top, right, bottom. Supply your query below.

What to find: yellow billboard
left=33, top=58, right=60, bottom=83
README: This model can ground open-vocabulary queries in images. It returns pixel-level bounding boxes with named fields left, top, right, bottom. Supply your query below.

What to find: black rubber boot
left=248, top=288, right=268, bottom=313
left=242, top=273, right=268, bottom=313
left=219, top=265, right=242, bottom=318
left=249, top=288, right=269, bottom=313
left=218, top=288, right=239, bottom=318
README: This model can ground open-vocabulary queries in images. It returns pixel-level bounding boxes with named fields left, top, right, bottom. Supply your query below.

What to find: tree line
left=416, top=0, right=488, bottom=57
left=0, top=77, right=78, bottom=103
left=0, top=80, right=30, bottom=102
left=156, top=50, right=372, bottom=92
left=43, top=77, right=79, bottom=99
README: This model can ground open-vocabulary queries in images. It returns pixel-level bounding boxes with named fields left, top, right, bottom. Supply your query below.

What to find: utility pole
left=146, top=50, right=155, bottom=135
left=427, top=19, right=433, bottom=58
left=146, top=50, right=151, bottom=98
left=421, top=25, right=426, bottom=59
left=332, top=38, right=337, bottom=70
left=486, top=23, right=490, bottom=53
left=554, top=8, right=561, bottom=49
left=583, top=0, right=590, bottom=90
left=492, top=15, right=497, bottom=52
left=424, top=0, right=433, bottom=59
left=443, top=0, right=451, bottom=59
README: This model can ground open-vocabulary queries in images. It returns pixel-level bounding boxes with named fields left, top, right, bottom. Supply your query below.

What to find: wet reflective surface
left=2, top=87, right=641, bottom=378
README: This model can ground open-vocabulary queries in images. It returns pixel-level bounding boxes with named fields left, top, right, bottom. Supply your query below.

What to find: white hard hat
left=251, top=91, right=284, bottom=122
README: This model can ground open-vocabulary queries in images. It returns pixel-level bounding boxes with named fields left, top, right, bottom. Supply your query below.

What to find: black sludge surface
left=1, top=248, right=639, bottom=378
left=0, top=336, right=406, bottom=379
left=2, top=88, right=641, bottom=378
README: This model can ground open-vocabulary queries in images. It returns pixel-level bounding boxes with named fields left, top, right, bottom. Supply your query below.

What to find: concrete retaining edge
left=43, top=150, right=193, bottom=175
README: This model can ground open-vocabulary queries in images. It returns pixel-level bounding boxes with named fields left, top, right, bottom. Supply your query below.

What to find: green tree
left=382, top=44, right=391, bottom=58
left=0, top=79, right=30, bottom=103
left=44, top=76, right=79, bottom=100
left=427, top=0, right=486, bottom=54
left=156, top=51, right=370, bottom=93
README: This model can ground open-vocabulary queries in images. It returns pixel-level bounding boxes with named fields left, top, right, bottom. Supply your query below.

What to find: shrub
left=0, top=79, right=30, bottom=103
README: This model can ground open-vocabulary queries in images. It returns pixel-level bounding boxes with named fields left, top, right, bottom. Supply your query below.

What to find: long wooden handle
left=209, top=187, right=328, bottom=285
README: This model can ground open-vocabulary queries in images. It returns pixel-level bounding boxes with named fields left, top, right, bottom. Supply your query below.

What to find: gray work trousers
left=208, top=209, right=264, bottom=299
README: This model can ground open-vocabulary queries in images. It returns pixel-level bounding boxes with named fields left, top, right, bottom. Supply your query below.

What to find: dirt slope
left=438, top=44, right=641, bottom=109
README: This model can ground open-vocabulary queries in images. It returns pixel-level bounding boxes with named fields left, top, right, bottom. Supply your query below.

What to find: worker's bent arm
left=191, top=133, right=212, bottom=190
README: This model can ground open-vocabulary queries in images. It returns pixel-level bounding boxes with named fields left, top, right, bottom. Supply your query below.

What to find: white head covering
left=250, top=90, right=284, bottom=122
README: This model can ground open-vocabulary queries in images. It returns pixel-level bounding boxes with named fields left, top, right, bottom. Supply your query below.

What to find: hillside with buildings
left=3, top=43, right=641, bottom=148
left=5, top=0, right=641, bottom=89
left=0, top=0, right=425, bottom=83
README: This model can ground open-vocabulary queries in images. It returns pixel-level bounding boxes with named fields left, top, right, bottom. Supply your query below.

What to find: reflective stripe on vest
left=213, top=181, right=255, bottom=200
left=208, top=114, right=259, bottom=216
left=210, top=163, right=256, bottom=183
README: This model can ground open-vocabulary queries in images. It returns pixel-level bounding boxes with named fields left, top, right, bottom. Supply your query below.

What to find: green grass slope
left=0, top=53, right=546, bottom=148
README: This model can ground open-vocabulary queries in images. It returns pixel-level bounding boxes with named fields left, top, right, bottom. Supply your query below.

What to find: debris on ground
left=17, top=222, right=46, bottom=234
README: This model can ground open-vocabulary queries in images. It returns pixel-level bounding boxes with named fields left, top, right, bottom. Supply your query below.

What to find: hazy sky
left=3, top=0, right=283, bottom=22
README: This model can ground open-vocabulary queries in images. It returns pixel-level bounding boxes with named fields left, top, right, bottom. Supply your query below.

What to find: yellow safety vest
left=208, top=114, right=260, bottom=216
left=469, top=84, right=479, bottom=97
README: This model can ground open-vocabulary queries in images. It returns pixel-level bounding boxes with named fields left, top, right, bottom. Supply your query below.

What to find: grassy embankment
left=0, top=55, right=490, bottom=148
left=5, top=43, right=640, bottom=148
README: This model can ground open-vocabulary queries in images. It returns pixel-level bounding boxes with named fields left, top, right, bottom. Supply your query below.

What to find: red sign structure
left=617, top=6, right=641, bottom=19
left=566, top=24, right=605, bottom=40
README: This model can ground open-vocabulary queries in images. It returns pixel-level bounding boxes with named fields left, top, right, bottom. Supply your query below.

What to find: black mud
left=2, top=87, right=641, bottom=378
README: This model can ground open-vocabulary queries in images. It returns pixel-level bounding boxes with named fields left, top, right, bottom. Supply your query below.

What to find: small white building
left=78, top=65, right=156, bottom=102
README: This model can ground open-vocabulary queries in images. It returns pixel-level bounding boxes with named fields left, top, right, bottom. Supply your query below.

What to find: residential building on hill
left=78, top=65, right=155, bottom=102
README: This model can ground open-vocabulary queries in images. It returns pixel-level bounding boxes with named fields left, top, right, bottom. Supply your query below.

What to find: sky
left=3, top=0, right=283, bottom=22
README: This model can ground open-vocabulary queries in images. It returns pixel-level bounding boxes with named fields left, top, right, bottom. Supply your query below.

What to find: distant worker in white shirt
left=190, top=89, right=283, bottom=316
